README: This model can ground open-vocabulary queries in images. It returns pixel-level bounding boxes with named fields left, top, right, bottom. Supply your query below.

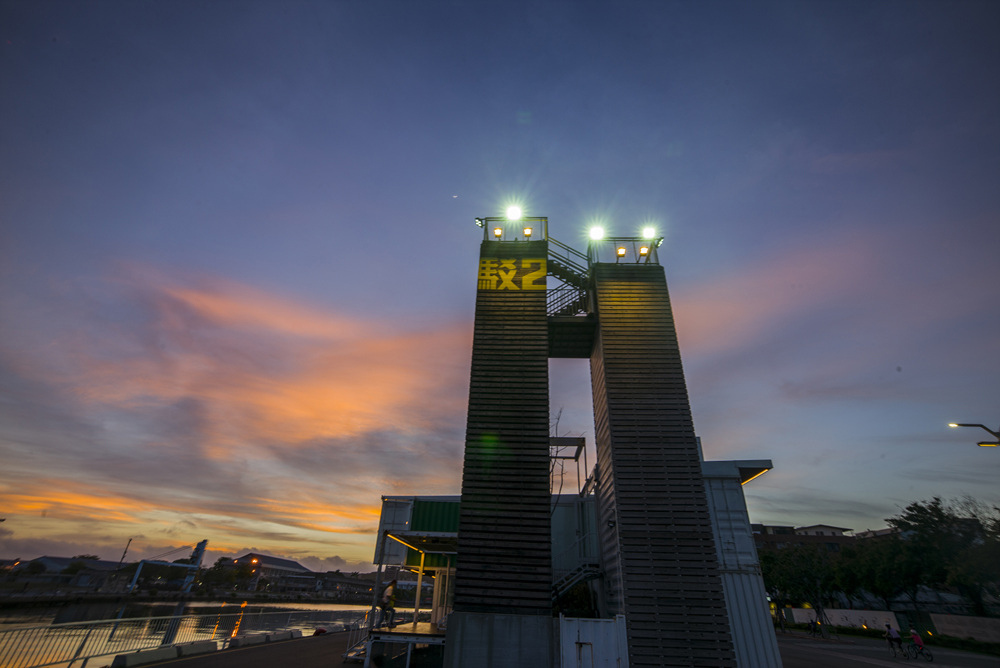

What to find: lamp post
left=948, top=422, right=1000, bottom=447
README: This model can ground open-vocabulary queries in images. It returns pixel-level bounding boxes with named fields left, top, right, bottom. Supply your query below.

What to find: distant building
left=227, top=553, right=371, bottom=598
left=751, top=524, right=855, bottom=553
left=853, top=527, right=896, bottom=539
left=231, top=553, right=312, bottom=593
left=795, top=524, right=850, bottom=537
left=12, top=556, right=123, bottom=590
left=314, top=571, right=375, bottom=600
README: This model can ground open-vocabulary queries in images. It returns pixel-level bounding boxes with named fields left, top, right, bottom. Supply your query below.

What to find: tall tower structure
left=445, top=216, right=735, bottom=667
left=445, top=217, right=555, bottom=667
left=588, top=254, right=735, bottom=666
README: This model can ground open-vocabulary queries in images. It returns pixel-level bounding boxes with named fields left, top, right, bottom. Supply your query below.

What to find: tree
left=886, top=496, right=1000, bottom=616
left=760, top=544, right=840, bottom=627
left=24, top=561, right=46, bottom=575
left=838, top=535, right=912, bottom=610
left=199, top=556, right=256, bottom=591
left=62, top=561, right=90, bottom=575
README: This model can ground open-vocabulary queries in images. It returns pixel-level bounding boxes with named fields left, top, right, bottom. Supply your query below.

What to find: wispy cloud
left=0, top=265, right=470, bottom=563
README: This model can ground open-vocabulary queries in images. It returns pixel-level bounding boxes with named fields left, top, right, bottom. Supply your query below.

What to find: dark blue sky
left=2, top=1, right=998, bottom=570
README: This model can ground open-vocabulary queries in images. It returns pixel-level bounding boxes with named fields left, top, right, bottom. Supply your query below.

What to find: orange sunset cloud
left=65, top=275, right=473, bottom=454
left=673, top=235, right=879, bottom=356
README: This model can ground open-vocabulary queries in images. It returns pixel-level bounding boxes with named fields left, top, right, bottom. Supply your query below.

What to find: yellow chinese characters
left=478, top=258, right=546, bottom=290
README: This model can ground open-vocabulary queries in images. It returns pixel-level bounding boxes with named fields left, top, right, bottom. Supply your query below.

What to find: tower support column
left=589, top=262, right=736, bottom=667
left=445, top=240, right=553, bottom=668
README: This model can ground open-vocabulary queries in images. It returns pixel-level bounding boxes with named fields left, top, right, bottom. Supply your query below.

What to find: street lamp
left=948, top=423, right=1000, bottom=447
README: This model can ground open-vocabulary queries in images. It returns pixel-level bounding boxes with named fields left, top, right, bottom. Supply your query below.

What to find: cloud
left=809, top=149, right=909, bottom=175
left=38, top=272, right=470, bottom=453
left=674, top=225, right=1000, bottom=413
left=746, top=485, right=897, bottom=530
left=293, top=554, right=377, bottom=574
left=0, top=265, right=470, bottom=564
left=673, top=233, right=878, bottom=358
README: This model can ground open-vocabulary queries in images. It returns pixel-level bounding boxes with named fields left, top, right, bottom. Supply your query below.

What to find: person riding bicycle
left=378, top=579, right=397, bottom=627
left=909, top=628, right=924, bottom=650
left=884, top=623, right=903, bottom=653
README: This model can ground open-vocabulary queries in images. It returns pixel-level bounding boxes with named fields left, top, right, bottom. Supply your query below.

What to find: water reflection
left=1, top=600, right=368, bottom=627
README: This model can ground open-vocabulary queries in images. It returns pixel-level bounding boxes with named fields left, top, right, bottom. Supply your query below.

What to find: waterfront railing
left=0, top=608, right=368, bottom=668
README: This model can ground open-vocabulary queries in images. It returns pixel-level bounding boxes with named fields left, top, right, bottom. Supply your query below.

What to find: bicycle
left=885, top=637, right=905, bottom=658
left=906, top=643, right=933, bottom=661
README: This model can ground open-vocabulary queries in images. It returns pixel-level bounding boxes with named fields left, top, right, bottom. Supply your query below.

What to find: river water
left=0, top=600, right=370, bottom=629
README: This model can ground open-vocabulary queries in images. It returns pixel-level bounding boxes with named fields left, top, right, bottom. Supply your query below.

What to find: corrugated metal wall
left=452, top=240, right=553, bottom=616
left=374, top=497, right=413, bottom=564
left=403, top=499, right=460, bottom=569
left=551, top=495, right=599, bottom=575
left=589, top=263, right=736, bottom=667
left=559, top=615, right=629, bottom=668
left=704, top=469, right=783, bottom=668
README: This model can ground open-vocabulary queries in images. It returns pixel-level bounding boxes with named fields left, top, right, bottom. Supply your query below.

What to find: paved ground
left=143, top=629, right=999, bottom=668
left=774, top=631, right=999, bottom=668
left=147, top=631, right=357, bottom=668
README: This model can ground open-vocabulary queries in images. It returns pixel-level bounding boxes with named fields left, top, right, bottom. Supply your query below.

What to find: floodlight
left=493, top=227, right=503, bottom=239
left=589, top=226, right=605, bottom=240
left=639, top=246, right=649, bottom=256
left=616, top=247, right=627, bottom=257
left=505, top=205, right=523, bottom=221
left=523, top=227, right=533, bottom=238
left=642, top=226, right=656, bottom=239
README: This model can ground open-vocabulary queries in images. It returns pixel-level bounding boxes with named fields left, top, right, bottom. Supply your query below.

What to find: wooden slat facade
left=452, top=240, right=553, bottom=616
left=589, top=263, right=736, bottom=667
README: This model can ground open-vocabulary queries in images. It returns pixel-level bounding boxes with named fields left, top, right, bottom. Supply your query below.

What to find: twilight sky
left=2, top=1, right=998, bottom=573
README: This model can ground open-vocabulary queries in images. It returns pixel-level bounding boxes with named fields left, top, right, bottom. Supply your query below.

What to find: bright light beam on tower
left=589, top=226, right=605, bottom=240
left=506, top=205, right=523, bottom=221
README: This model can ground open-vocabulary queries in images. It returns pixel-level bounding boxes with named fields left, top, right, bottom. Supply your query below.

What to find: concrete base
left=177, top=640, right=218, bottom=656
left=110, top=646, right=178, bottom=667
left=443, top=612, right=554, bottom=668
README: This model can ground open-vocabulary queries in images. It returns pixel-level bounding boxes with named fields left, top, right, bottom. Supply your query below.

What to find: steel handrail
left=547, top=286, right=588, bottom=317
left=548, top=236, right=589, bottom=277
left=0, top=608, right=367, bottom=668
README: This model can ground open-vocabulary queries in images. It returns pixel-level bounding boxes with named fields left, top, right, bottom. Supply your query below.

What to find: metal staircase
left=552, top=562, right=603, bottom=602
left=547, top=237, right=590, bottom=317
